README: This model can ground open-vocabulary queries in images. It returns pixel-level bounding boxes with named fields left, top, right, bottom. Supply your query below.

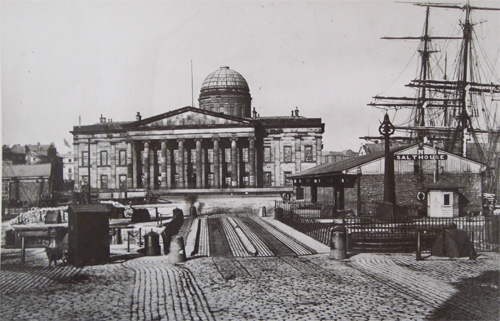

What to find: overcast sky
left=2, top=0, right=499, bottom=154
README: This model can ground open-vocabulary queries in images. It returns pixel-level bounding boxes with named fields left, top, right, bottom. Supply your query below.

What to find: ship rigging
left=367, top=1, right=500, bottom=196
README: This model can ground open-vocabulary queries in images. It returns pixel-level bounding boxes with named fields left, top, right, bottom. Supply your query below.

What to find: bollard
left=127, top=231, right=131, bottom=253
left=329, top=226, right=347, bottom=260
left=469, top=230, right=476, bottom=260
left=416, top=232, right=422, bottom=261
left=144, top=230, right=161, bottom=256
left=169, top=235, right=186, bottom=264
left=275, top=207, right=283, bottom=220
left=190, top=206, right=197, bottom=218
left=21, top=236, right=26, bottom=264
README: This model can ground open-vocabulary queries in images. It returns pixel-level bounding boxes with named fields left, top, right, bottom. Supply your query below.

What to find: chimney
left=136, top=112, right=142, bottom=121
left=100, top=114, right=106, bottom=123
left=295, top=107, right=299, bottom=117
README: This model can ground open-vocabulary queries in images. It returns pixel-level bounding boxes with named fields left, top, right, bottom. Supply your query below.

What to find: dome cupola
left=198, top=66, right=252, bottom=118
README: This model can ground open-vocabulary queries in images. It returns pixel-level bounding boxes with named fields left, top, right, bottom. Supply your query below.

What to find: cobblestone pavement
left=186, top=253, right=500, bottom=320
left=125, top=257, right=214, bottom=321
left=1, top=241, right=499, bottom=320
left=1, top=248, right=134, bottom=320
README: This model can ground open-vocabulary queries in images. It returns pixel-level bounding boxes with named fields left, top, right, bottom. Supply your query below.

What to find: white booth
left=427, top=179, right=460, bottom=218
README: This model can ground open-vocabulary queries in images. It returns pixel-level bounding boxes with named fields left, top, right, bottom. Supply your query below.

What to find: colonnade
left=130, top=136, right=257, bottom=190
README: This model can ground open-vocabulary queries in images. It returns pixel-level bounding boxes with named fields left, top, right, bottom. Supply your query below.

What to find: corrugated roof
left=2, top=164, right=51, bottom=178
left=289, top=145, right=411, bottom=179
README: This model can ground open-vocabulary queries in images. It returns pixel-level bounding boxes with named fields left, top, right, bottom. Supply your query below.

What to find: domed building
left=199, top=66, right=252, bottom=118
left=71, top=66, right=324, bottom=199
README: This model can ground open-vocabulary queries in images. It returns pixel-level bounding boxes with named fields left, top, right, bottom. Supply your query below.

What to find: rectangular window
left=190, top=149, right=196, bottom=163
left=119, top=174, right=127, bottom=189
left=284, top=171, right=292, bottom=186
left=174, top=173, right=180, bottom=187
left=225, top=176, right=232, bottom=187
left=119, top=150, right=127, bottom=166
left=242, top=148, right=249, bottom=162
left=225, top=148, right=231, bottom=163
left=444, top=194, right=451, bottom=206
left=305, top=146, right=313, bottom=162
left=264, top=172, right=272, bottom=187
left=174, top=150, right=179, bottom=164
left=100, top=151, right=108, bottom=166
left=100, top=175, right=108, bottom=189
left=2, top=182, right=8, bottom=195
left=264, top=147, right=272, bottom=163
left=82, top=151, right=89, bottom=166
left=284, top=146, right=292, bottom=163
left=243, top=175, right=249, bottom=186
left=68, top=168, right=72, bottom=174
left=81, top=175, right=89, bottom=185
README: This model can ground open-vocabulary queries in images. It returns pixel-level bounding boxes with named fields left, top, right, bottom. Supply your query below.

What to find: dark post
left=21, top=236, right=26, bottom=264
left=379, top=114, right=396, bottom=204
left=416, top=232, right=422, bottom=261
left=87, top=137, right=91, bottom=203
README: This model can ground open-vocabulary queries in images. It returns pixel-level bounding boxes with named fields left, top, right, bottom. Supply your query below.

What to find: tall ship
left=368, top=1, right=500, bottom=197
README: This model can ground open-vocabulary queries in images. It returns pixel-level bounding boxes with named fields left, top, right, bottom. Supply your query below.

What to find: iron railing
left=277, top=209, right=500, bottom=252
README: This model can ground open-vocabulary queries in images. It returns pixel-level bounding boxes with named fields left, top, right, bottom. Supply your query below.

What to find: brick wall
left=345, top=173, right=482, bottom=214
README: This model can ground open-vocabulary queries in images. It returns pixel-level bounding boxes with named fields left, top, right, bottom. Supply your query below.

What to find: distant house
left=2, top=144, right=27, bottom=164
left=290, top=143, right=485, bottom=216
left=25, top=143, right=56, bottom=164
left=322, top=149, right=358, bottom=164
left=2, top=145, right=64, bottom=207
left=60, top=151, right=75, bottom=182
left=359, top=141, right=404, bottom=156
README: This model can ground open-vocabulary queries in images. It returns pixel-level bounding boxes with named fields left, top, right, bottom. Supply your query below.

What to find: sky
left=2, top=0, right=499, bottom=154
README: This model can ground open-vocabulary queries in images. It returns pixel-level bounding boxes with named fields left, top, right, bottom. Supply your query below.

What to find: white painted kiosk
left=427, top=179, right=460, bottom=218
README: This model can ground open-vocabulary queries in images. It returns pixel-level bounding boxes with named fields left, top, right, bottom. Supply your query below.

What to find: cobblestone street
left=1, top=247, right=499, bottom=320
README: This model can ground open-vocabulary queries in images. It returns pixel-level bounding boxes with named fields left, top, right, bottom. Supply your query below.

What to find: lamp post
left=379, top=113, right=396, bottom=205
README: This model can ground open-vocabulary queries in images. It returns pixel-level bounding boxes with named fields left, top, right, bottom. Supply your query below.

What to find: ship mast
left=370, top=1, right=500, bottom=155
left=369, top=5, right=460, bottom=144
left=412, top=1, right=500, bottom=157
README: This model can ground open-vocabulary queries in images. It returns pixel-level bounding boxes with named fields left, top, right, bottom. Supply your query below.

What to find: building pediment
left=129, top=106, right=253, bottom=130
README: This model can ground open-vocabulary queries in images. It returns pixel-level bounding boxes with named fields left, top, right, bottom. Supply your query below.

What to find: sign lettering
left=394, top=154, right=447, bottom=161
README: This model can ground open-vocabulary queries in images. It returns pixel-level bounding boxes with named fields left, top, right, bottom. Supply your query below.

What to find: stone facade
left=71, top=67, right=324, bottom=198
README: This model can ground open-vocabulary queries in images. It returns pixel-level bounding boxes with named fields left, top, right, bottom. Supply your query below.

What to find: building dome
left=199, top=66, right=252, bottom=118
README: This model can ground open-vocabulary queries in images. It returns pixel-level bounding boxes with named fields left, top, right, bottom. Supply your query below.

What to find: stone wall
left=314, top=172, right=482, bottom=215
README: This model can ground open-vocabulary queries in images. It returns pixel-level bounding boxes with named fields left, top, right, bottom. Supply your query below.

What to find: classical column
left=177, top=139, right=185, bottom=189
left=249, top=137, right=256, bottom=187
left=127, top=141, right=133, bottom=189
left=143, top=141, right=150, bottom=189
left=316, top=136, right=323, bottom=166
left=166, top=145, right=172, bottom=189
left=195, top=139, right=203, bottom=188
left=149, top=146, right=155, bottom=190
left=160, top=141, right=167, bottom=188
left=212, top=137, right=220, bottom=189
left=132, top=141, right=138, bottom=188
left=274, top=138, right=281, bottom=187
left=231, top=137, right=238, bottom=187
